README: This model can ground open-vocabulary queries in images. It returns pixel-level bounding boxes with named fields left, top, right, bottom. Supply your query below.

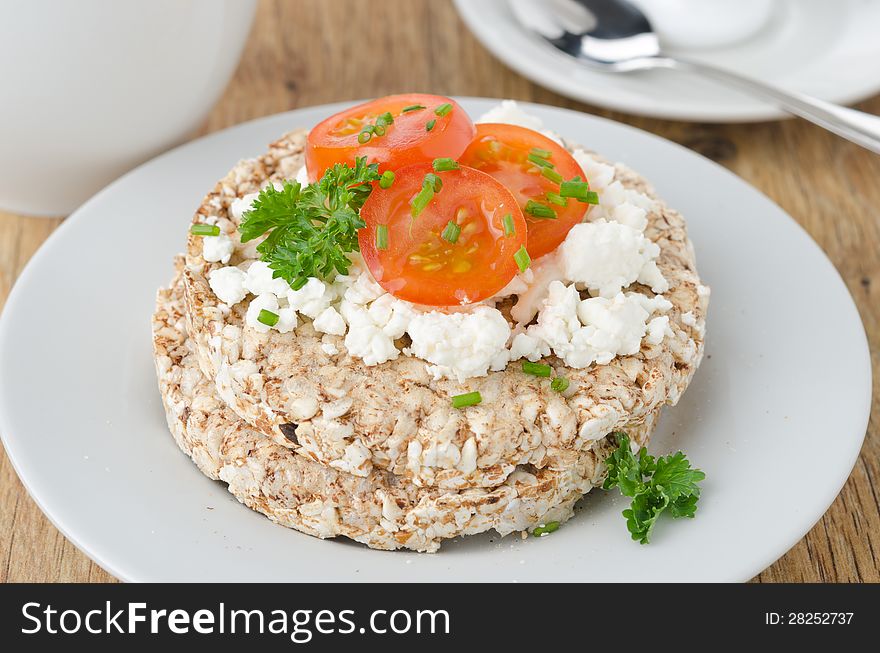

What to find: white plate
left=0, top=99, right=871, bottom=582
left=454, top=0, right=880, bottom=122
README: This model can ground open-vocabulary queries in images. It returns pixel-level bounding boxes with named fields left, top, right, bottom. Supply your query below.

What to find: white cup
left=629, top=0, right=775, bottom=51
left=0, top=0, right=257, bottom=216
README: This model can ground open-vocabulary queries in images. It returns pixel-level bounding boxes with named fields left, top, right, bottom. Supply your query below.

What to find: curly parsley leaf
left=604, top=433, right=705, bottom=544
left=238, top=157, right=380, bottom=290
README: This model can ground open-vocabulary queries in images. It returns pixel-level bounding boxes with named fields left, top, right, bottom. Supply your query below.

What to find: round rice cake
left=156, top=261, right=660, bottom=551
left=182, top=128, right=707, bottom=490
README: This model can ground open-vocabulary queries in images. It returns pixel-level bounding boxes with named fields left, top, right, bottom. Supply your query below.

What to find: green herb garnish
left=522, top=361, right=551, bottom=377
left=603, top=433, right=705, bottom=544
left=257, top=309, right=279, bottom=327
left=560, top=180, right=599, bottom=204
left=238, top=157, right=380, bottom=290
left=432, top=157, right=459, bottom=172
left=545, top=191, right=567, bottom=207
left=376, top=224, right=389, bottom=250
left=402, top=104, right=426, bottom=113
left=379, top=170, right=395, bottom=189
left=423, top=173, right=443, bottom=192
left=441, top=220, right=461, bottom=244
left=434, top=103, right=453, bottom=117
left=550, top=376, right=570, bottom=393
left=527, top=153, right=554, bottom=168
left=410, top=182, right=435, bottom=218
left=514, top=245, right=531, bottom=272
left=191, top=223, right=220, bottom=237
left=532, top=521, right=560, bottom=537
left=451, top=391, right=482, bottom=409
left=524, top=200, right=556, bottom=219
left=426, top=119, right=436, bottom=132
left=502, top=213, right=516, bottom=236
left=541, top=167, right=564, bottom=184
left=530, top=147, right=552, bottom=159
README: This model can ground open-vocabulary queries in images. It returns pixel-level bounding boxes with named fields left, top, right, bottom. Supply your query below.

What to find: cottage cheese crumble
left=201, top=101, right=683, bottom=380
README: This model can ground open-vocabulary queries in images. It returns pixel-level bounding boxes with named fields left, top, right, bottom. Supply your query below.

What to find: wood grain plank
left=0, top=0, right=877, bottom=583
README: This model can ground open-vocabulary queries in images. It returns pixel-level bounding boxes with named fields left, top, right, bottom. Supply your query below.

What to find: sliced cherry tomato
left=359, top=163, right=527, bottom=306
left=306, top=94, right=475, bottom=182
left=459, top=123, right=589, bottom=259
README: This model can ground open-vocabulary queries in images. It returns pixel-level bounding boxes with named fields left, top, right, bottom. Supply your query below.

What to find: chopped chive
left=583, top=190, right=600, bottom=205
left=530, top=147, right=553, bottom=159
left=411, top=184, right=435, bottom=217
left=379, top=170, right=395, bottom=189
left=432, top=157, right=460, bottom=172
left=502, top=213, right=516, bottom=236
left=434, top=103, right=453, bottom=117
left=376, top=224, right=389, bottom=250
left=551, top=376, right=570, bottom=393
left=190, top=223, right=221, bottom=237
left=527, top=153, right=554, bottom=168
left=514, top=245, right=531, bottom=273
left=452, top=391, right=482, bottom=409
left=441, top=220, right=461, bottom=243
left=426, top=119, right=437, bottom=132
left=373, top=124, right=386, bottom=136
left=423, top=173, right=443, bottom=192
left=358, top=130, right=372, bottom=144
left=524, top=200, right=557, bottom=219
left=522, top=360, right=551, bottom=377
left=532, top=521, right=560, bottom=537
left=560, top=180, right=595, bottom=202
left=257, top=309, right=279, bottom=327
left=376, top=111, right=394, bottom=126
left=402, top=104, right=426, bottom=112
left=545, top=191, right=567, bottom=207
left=541, top=167, right=564, bottom=184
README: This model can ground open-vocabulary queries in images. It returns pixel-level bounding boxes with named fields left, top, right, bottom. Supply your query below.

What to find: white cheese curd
left=559, top=219, right=668, bottom=297
left=522, top=282, right=672, bottom=368
left=339, top=299, right=401, bottom=366
left=477, top=100, right=563, bottom=145
left=572, top=149, right=615, bottom=191
left=245, top=293, right=280, bottom=334
left=243, top=260, right=291, bottom=297
left=508, top=332, right=551, bottom=362
left=274, top=308, right=298, bottom=334
left=286, top=277, right=334, bottom=319
left=576, top=292, right=671, bottom=364
left=645, top=315, right=673, bottom=345
left=477, top=100, right=544, bottom=131
left=295, top=164, right=310, bottom=187
left=230, top=192, right=259, bottom=221
left=208, top=266, right=247, bottom=306
left=201, top=233, right=234, bottom=264
left=321, top=341, right=339, bottom=356
left=510, top=253, right=565, bottom=325
left=343, top=269, right=385, bottom=305
left=312, top=306, right=347, bottom=336
left=406, top=306, right=511, bottom=382
left=523, top=282, right=593, bottom=368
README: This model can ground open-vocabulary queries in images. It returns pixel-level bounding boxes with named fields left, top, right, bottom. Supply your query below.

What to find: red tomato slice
left=306, top=94, right=475, bottom=182
left=459, top=123, right=590, bottom=259
left=359, top=163, right=528, bottom=306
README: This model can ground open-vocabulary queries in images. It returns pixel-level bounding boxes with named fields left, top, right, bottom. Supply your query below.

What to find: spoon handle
left=668, top=57, right=880, bottom=154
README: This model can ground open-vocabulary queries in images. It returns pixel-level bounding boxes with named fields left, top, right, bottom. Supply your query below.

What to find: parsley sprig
left=603, top=433, right=705, bottom=544
left=238, top=157, right=380, bottom=290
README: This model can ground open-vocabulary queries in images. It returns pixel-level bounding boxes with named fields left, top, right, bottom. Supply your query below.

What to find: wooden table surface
left=1, top=0, right=878, bottom=583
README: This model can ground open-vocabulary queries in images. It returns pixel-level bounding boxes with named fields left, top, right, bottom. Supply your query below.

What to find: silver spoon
left=509, top=0, right=880, bottom=154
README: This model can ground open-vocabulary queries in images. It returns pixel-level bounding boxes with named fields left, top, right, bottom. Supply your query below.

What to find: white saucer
left=0, top=99, right=871, bottom=581
left=454, top=0, right=880, bottom=122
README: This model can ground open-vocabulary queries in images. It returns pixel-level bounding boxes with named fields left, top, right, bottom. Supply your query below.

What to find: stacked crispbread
left=152, top=129, right=707, bottom=551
